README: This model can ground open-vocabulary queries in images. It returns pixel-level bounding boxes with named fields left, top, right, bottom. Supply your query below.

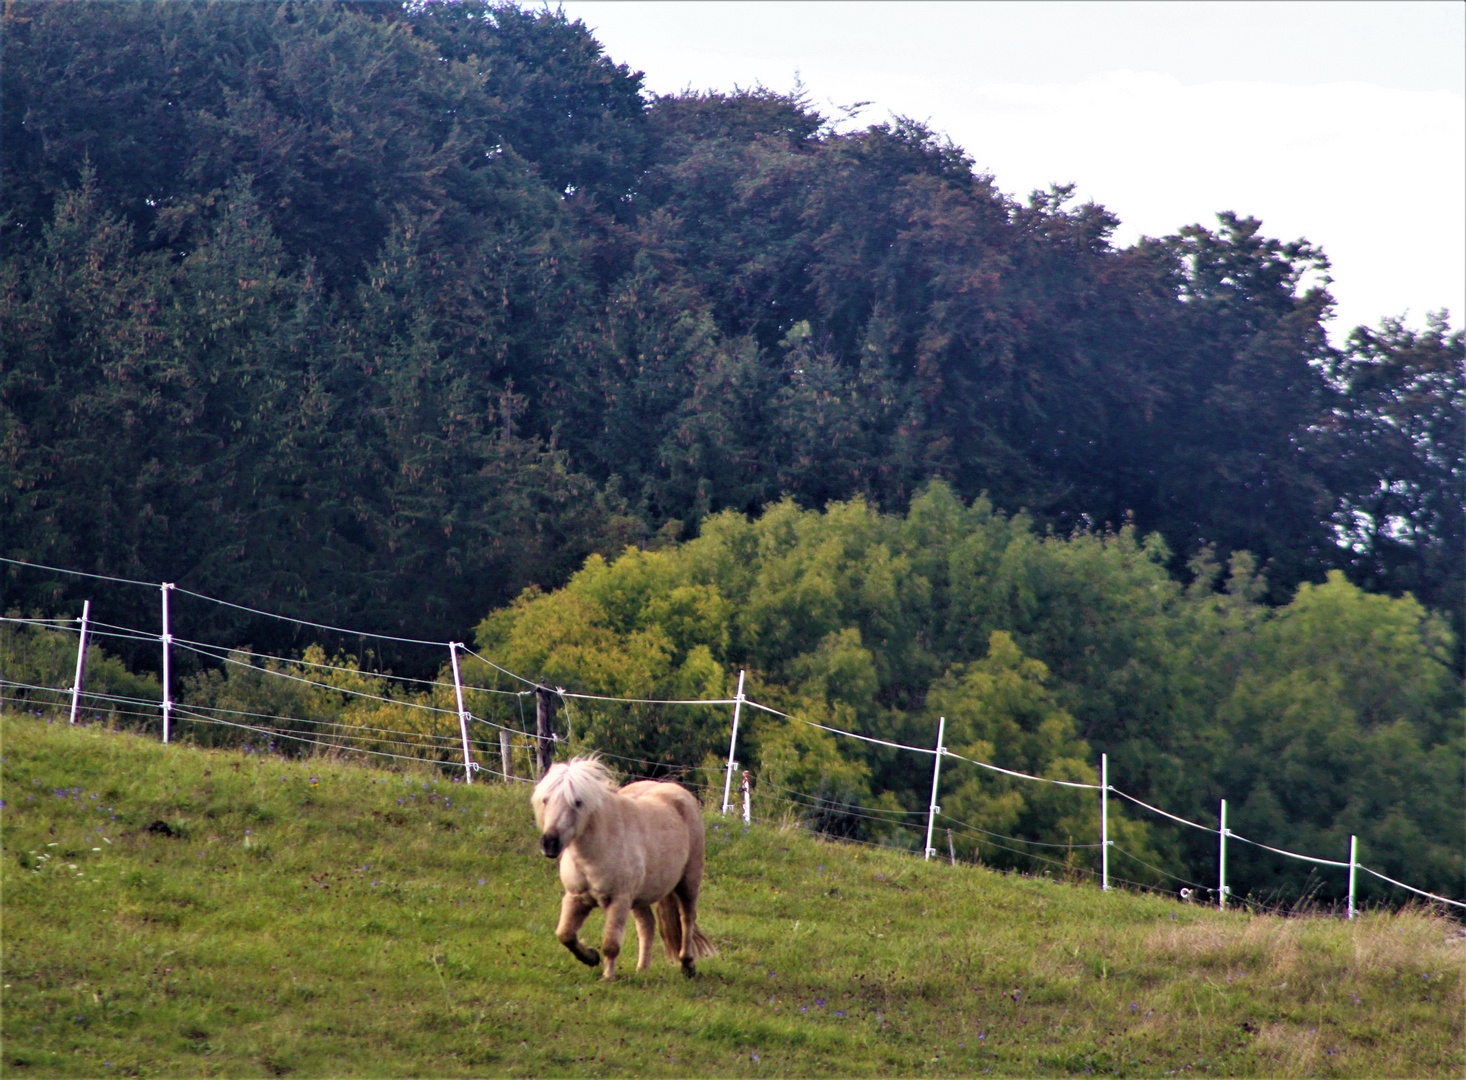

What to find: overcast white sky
left=558, top=0, right=1465, bottom=341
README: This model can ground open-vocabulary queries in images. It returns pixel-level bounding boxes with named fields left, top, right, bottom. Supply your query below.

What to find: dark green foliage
left=1319, top=314, right=1465, bottom=630
left=5, top=0, right=1457, bottom=640
left=2, top=2, right=642, bottom=650
left=0, top=162, right=635, bottom=652
left=3, top=0, right=492, bottom=291
left=410, top=0, right=652, bottom=208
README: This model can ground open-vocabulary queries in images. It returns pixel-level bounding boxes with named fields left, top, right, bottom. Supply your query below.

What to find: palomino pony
left=531, top=757, right=716, bottom=981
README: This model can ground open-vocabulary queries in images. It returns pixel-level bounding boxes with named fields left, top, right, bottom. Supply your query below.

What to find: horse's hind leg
left=632, top=904, right=657, bottom=972
left=675, top=881, right=701, bottom=978
left=557, top=892, right=600, bottom=968
left=599, top=897, right=632, bottom=982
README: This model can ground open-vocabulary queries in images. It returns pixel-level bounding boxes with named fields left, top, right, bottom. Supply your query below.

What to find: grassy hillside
left=2, top=714, right=1461, bottom=1078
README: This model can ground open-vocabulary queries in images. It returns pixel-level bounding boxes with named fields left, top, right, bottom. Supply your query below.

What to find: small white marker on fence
left=924, top=716, right=946, bottom=861
left=1348, top=834, right=1358, bottom=920
left=448, top=643, right=474, bottom=784
left=1218, top=798, right=1228, bottom=911
left=160, top=583, right=174, bottom=744
left=68, top=600, right=91, bottom=725
left=721, top=669, right=746, bottom=814
left=1101, top=752, right=1110, bottom=891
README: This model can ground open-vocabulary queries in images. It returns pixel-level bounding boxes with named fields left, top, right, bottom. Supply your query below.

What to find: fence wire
left=4, top=567, right=1462, bottom=911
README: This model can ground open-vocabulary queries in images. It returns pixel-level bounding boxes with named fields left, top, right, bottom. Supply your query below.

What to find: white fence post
left=1101, top=752, right=1110, bottom=891
left=721, top=669, right=746, bottom=814
left=741, top=770, right=751, bottom=824
left=924, top=716, right=946, bottom=861
left=160, top=583, right=174, bottom=744
left=449, top=643, right=474, bottom=784
left=1218, top=798, right=1228, bottom=911
left=68, top=600, right=91, bottom=725
left=1348, top=834, right=1358, bottom=920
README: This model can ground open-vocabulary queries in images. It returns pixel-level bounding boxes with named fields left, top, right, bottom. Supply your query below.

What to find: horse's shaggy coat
left=531, top=758, right=716, bottom=981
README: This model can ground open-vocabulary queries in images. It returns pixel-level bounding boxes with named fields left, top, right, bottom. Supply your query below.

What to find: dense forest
left=2, top=2, right=1461, bottom=903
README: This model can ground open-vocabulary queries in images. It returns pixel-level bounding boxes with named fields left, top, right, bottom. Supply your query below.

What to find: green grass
left=2, top=713, right=1462, bottom=1078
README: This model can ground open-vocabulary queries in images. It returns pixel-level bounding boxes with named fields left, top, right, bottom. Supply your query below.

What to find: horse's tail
left=686, top=922, right=718, bottom=959
left=656, top=895, right=684, bottom=961
left=656, top=895, right=719, bottom=960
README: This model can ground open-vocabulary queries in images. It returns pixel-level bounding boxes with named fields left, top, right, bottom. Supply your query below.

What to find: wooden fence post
left=535, top=687, right=555, bottom=778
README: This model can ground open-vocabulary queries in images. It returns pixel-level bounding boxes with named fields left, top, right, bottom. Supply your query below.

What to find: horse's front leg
left=599, top=897, right=632, bottom=982
left=632, top=903, right=656, bottom=972
left=556, top=892, right=600, bottom=968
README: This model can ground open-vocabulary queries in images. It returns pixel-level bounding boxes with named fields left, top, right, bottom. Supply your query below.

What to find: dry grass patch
left=1143, top=907, right=1465, bottom=1077
left=1254, top=1021, right=1323, bottom=1075
left=1145, top=907, right=1464, bottom=985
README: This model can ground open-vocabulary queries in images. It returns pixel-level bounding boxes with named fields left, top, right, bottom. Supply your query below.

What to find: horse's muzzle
left=540, top=834, right=561, bottom=859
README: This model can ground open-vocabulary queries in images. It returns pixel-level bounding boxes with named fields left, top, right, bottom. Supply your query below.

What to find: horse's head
left=531, top=757, right=614, bottom=859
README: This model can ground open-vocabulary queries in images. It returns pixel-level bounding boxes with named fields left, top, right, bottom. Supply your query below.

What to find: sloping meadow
left=2, top=714, right=1461, bottom=1077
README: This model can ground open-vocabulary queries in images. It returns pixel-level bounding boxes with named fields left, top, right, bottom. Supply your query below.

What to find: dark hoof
left=681, top=958, right=697, bottom=978
left=580, top=948, right=601, bottom=968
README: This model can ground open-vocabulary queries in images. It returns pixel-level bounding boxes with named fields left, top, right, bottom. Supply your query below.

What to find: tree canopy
left=5, top=0, right=1460, bottom=648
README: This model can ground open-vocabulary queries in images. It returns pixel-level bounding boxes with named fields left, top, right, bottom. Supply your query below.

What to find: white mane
left=534, top=756, right=616, bottom=818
